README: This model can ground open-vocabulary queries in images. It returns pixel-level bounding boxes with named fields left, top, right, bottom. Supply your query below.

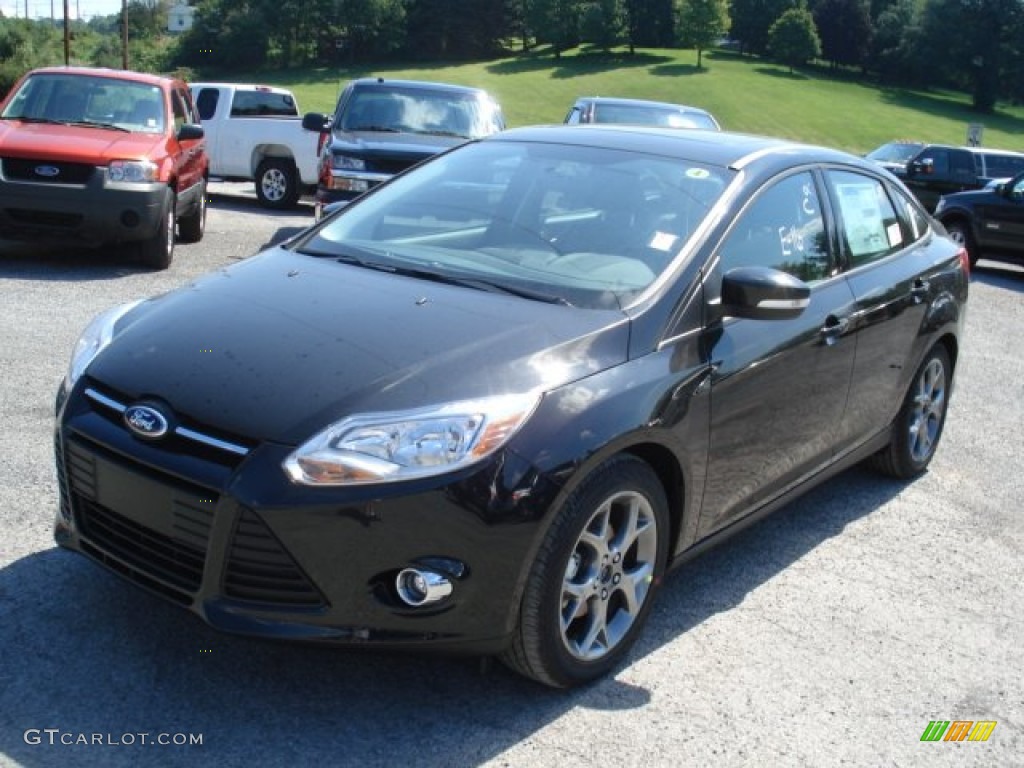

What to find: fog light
left=396, top=568, right=453, bottom=607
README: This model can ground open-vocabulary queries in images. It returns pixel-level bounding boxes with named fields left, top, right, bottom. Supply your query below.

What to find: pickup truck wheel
left=256, top=159, right=299, bottom=210
left=138, top=189, right=175, bottom=270
left=177, top=179, right=206, bottom=243
left=944, top=219, right=978, bottom=269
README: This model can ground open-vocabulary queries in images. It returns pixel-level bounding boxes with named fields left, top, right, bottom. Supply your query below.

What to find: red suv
left=0, top=67, right=208, bottom=269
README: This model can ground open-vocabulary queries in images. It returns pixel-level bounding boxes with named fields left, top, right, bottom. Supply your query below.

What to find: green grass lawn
left=231, top=46, right=1024, bottom=156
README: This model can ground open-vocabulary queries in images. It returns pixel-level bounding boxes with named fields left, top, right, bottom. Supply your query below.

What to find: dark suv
left=934, top=171, right=1024, bottom=268
left=303, top=78, right=504, bottom=217
left=866, top=141, right=1024, bottom=212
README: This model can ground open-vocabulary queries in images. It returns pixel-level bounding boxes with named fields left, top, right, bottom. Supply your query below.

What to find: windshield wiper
left=416, top=130, right=467, bottom=139
left=68, top=120, right=131, bottom=132
left=383, top=264, right=573, bottom=305
left=348, top=125, right=402, bottom=133
left=6, top=116, right=130, bottom=132
left=298, top=244, right=571, bottom=305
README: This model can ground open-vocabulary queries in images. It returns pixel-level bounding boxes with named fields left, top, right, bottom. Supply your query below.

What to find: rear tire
left=869, top=345, right=951, bottom=479
left=255, top=158, right=299, bottom=210
left=177, top=179, right=206, bottom=244
left=501, top=455, right=669, bottom=688
left=944, top=219, right=978, bottom=269
left=138, top=189, right=175, bottom=270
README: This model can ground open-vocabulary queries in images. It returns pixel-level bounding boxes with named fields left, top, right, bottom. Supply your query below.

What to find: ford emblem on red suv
left=34, top=165, right=60, bottom=177
left=123, top=405, right=168, bottom=440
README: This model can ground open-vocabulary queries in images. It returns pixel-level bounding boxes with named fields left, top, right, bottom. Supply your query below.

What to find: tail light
left=957, top=246, right=970, bottom=276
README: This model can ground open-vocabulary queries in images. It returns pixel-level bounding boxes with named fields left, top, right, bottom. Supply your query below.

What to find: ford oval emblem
left=124, top=405, right=169, bottom=440
left=34, top=165, right=60, bottom=178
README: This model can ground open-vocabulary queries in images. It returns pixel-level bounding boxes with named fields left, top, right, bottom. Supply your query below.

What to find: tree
left=767, top=6, right=820, bottom=72
left=812, top=0, right=871, bottom=70
left=581, top=0, right=625, bottom=49
left=916, top=0, right=1022, bottom=113
left=678, top=0, right=730, bottom=67
left=729, top=0, right=799, bottom=55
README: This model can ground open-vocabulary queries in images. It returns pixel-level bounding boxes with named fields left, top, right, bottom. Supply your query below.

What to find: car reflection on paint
left=54, top=125, right=969, bottom=688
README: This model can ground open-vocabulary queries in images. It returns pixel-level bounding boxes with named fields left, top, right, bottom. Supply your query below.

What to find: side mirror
left=177, top=123, right=204, bottom=141
left=302, top=112, right=331, bottom=132
left=721, top=267, right=810, bottom=321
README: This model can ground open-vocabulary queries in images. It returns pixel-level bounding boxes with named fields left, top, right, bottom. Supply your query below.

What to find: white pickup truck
left=190, top=82, right=321, bottom=209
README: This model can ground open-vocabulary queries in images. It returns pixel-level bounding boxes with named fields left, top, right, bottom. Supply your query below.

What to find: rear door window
left=825, top=170, right=904, bottom=268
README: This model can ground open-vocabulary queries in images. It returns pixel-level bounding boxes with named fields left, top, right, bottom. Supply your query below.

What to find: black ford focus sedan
left=54, top=126, right=968, bottom=688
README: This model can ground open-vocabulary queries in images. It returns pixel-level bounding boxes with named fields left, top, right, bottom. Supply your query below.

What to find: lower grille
left=5, top=208, right=83, bottom=229
left=224, top=508, right=325, bottom=607
left=76, top=496, right=206, bottom=600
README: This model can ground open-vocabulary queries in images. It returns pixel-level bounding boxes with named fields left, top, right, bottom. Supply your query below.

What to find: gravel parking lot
left=1, top=186, right=1021, bottom=767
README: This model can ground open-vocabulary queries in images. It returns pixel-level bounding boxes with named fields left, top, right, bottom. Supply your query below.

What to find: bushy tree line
left=1, top=0, right=1023, bottom=113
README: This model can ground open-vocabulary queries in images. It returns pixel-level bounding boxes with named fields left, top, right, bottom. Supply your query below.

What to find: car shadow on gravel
left=0, top=465, right=906, bottom=768
left=0, top=243, right=153, bottom=281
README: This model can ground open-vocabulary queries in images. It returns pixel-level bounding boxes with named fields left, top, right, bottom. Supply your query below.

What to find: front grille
left=76, top=496, right=206, bottom=600
left=224, top=508, right=325, bottom=607
left=2, top=157, right=95, bottom=184
left=63, top=435, right=217, bottom=604
left=83, top=384, right=253, bottom=469
left=54, top=434, right=71, bottom=521
left=5, top=208, right=82, bottom=229
left=366, top=155, right=428, bottom=175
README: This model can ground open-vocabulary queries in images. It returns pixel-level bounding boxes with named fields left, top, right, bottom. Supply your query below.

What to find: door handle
left=820, top=315, right=848, bottom=345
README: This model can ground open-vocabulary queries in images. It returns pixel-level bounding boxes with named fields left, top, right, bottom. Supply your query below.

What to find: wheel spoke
left=575, top=599, right=609, bottom=656
left=616, top=562, right=654, bottom=617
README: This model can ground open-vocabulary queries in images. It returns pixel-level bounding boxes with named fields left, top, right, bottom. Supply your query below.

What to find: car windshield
left=295, top=139, right=733, bottom=309
left=592, top=103, right=718, bottom=131
left=1, top=73, right=165, bottom=133
left=338, top=86, right=502, bottom=139
left=866, top=142, right=924, bottom=164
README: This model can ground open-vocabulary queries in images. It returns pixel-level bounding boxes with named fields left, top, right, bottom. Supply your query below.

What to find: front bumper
left=54, top=380, right=550, bottom=654
left=0, top=170, right=167, bottom=247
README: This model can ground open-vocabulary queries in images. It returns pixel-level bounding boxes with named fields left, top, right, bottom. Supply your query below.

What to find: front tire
left=138, top=189, right=175, bottom=270
left=177, top=179, right=206, bottom=243
left=502, top=455, right=669, bottom=688
left=255, top=158, right=299, bottom=210
left=870, top=345, right=951, bottom=479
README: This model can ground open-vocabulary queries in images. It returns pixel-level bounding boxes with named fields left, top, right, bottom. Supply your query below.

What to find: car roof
left=25, top=66, right=177, bottom=88
left=575, top=96, right=714, bottom=116
left=489, top=124, right=864, bottom=172
left=350, top=78, right=492, bottom=96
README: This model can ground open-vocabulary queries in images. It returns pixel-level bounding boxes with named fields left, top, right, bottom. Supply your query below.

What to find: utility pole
left=63, top=0, right=70, bottom=65
left=122, top=0, right=129, bottom=69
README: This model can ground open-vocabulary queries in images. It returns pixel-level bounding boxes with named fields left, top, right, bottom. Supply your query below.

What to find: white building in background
left=167, top=2, right=196, bottom=33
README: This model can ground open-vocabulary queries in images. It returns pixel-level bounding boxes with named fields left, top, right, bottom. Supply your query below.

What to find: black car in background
left=303, top=78, right=505, bottom=218
left=54, top=126, right=968, bottom=688
left=867, top=140, right=1024, bottom=212
left=935, top=171, right=1024, bottom=268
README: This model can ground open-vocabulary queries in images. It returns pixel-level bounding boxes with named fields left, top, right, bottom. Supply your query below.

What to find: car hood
left=86, top=247, right=630, bottom=445
left=331, top=130, right=466, bottom=156
left=0, top=121, right=168, bottom=163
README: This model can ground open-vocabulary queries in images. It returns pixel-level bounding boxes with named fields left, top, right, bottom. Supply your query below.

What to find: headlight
left=283, top=393, right=540, bottom=486
left=65, top=300, right=143, bottom=392
left=108, top=160, right=158, bottom=183
left=332, top=154, right=366, bottom=171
